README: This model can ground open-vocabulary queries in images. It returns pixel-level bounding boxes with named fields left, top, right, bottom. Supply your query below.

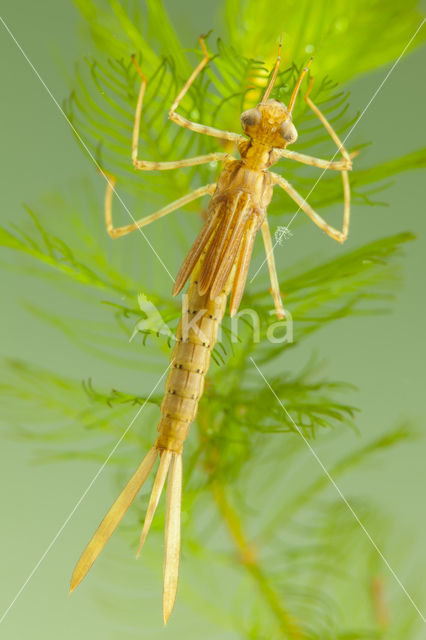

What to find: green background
left=0, top=1, right=425, bottom=637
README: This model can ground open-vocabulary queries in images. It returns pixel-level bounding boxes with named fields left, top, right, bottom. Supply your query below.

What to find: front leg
left=279, top=148, right=356, bottom=171
left=278, top=75, right=357, bottom=172
left=131, top=56, right=229, bottom=170
left=272, top=172, right=350, bottom=244
left=304, top=77, right=352, bottom=165
left=275, top=77, right=354, bottom=242
left=168, top=36, right=242, bottom=145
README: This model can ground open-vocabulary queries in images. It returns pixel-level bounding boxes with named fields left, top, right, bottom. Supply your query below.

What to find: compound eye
left=279, top=119, right=298, bottom=144
left=240, top=108, right=261, bottom=129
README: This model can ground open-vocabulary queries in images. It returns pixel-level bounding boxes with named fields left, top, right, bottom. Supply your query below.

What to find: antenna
left=261, top=38, right=282, bottom=102
left=288, top=57, right=313, bottom=116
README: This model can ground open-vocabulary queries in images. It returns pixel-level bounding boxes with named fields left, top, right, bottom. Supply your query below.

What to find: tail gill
left=69, top=445, right=182, bottom=624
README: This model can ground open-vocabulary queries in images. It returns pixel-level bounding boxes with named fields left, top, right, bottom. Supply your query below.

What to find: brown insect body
left=71, top=39, right=354, bottom=624
left=175, top=159, right=271, bottom=301
left=156, top=257, right=232, bottom=454
left=160, top=120, right=286, bottom=452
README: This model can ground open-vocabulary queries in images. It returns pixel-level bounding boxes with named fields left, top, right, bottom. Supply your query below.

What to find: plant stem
left=211, top=481, right=305, bottom=639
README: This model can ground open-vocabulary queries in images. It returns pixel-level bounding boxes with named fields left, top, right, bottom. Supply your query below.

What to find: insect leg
left=278, top=148, right=356, bottom=171
left=103, top=173, right=216, bottom=239
left=261, top=218, right=286, bottom=319
left=272, top=172, right=349, bottom=244
left=168, top=36, right=242, bottom=144
left=302, top=77, right=352, bottom=239
left=304, top=77, right=352, bottom=164
left=279, top=72, right=359, bottom=170
left=131, top=55, right=228, bottom=169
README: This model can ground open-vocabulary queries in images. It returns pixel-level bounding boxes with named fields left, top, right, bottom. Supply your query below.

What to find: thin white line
left=250, top=18, right=426, bottom=284
left=0, top=15, right=174, bottom=282
left=250, top=356, right=426, bottom=624
left=0, top=363, right=171, bottom=626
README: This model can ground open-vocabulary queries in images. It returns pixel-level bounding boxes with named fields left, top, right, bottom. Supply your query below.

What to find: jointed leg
left=304, top=77, right=352, bottom=164
left=279, top=148, right=357, bottom=171
left=272, top=172, right=348, bottom=243
left=131, top=56, right=229, bottom=170
left=168, top=36, right=242, bottom=144
left=279, top=77, right=355, bottom=171
left=276, top=78, right=353, bottom=241
left=104, top=173, right=216, bottom=239
left=261, top=218, right=286, bottom=319
left=273, top=78, right=352, bottom=243
left=302, top=77, right=351, bottom=240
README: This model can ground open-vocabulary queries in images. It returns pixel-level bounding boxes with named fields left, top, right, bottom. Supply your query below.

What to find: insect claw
left=131, top=54, right=146, bottom=83
left=199, top=34, right=210, bottom=60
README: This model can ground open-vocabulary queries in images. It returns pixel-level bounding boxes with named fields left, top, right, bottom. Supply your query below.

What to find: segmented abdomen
left=155, top=258, right=232, bottom=453
left=157, top=181, right=263, bottom=453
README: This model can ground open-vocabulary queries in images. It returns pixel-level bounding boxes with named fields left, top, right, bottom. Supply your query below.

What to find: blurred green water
left=0, top=1, right=425, bottom=637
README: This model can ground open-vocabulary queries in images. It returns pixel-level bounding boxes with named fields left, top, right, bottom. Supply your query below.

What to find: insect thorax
left=237, top=138, right=282, bottom=171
